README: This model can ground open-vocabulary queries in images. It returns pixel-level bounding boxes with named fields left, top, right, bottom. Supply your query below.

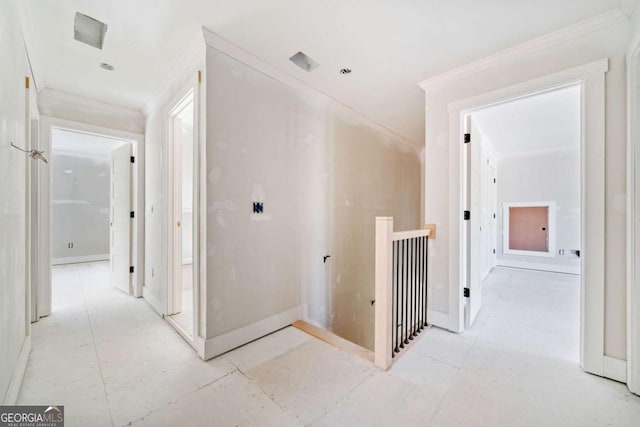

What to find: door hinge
left=464, top=210, right=471, bottom=220
left=130, top=211, right=135, bottom=218
left=464, top=133, right=471, bottom=143
left=493, top=213, right=496, bottom=219
left=493, top=178, right=496, bottom=183
left=130, top=156, right=135, bottom=163
left=130, top=266, right=134, bottom=274
left=493, top=249, right=496, bottom=254
left=464, top=287, right=470, bottom=298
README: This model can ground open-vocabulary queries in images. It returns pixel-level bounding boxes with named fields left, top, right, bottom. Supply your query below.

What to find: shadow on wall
left=329, top=121, right=421, bottom=351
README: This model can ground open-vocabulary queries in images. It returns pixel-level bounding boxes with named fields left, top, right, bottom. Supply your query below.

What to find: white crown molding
left=39, top=88, right=145, bottom=134
left=418, top=8, right=628, bottom=92
left=202, top=27, right=420, bottom=150
left=618, top=0, right=639, bottom=18
left=141, top=32, right=205, bottom=118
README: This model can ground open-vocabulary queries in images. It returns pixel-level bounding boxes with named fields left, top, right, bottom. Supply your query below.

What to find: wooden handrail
left=392, top=229, right=430, bottom=241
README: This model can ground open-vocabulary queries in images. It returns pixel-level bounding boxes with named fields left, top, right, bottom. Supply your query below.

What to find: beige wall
left=205, top=45, right=421, bottom=350
left=331, top=122, right=420, bottom=349
left=423, top=21, right=630, bottom=359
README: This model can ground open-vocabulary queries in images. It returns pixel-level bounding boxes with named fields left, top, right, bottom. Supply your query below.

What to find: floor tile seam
left=234, top=368, right=303, bottom=426
left=123, top=369, right=239, bottom=426
left=409, top=347, right=464, bottom=370
left=82, top=284, right=116, bottom=427
left=307, top=369, right=377, bottom=426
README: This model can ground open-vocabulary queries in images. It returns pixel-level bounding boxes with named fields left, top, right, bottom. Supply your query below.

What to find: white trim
left=627, top=28, right=640, bottom=395
left=201, top=28, right=420, bottom=150
left=496, top=260, right=579, bottom=275
left=164, top=71, right=203, bottom=348
left=446, top=59, right=607, bottom=378
left=37, top=116, right=145, bottom=319
left=142, top=286, right=164, bottom=317
left=38, top=89, right=144, bottom=134
left=3, top=336, right=30, bottom=404
left=142, top=34, right=204, bottom=118
left=502, top=201, right=556, bottom=258
left=603, top=356, right=628, bottom=384
left=52, top=254, right=109, bottom=266
left=203, top=305, right=303, bottom=360
left=426, top=309, right=449, bottom=330
left=618, top=0, right=639, bottom=18
left=418, top=9, right=625, bottom=91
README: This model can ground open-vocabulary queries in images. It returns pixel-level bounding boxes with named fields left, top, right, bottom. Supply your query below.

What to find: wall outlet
left=559, top=249, right=564, bottom=255
left=68, top=242, right=74, bottom=249
left=252, top=202, right=263, bottom=214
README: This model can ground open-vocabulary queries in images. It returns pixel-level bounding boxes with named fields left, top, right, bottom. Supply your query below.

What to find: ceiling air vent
left=289, top=51, right=319, bottom=72
left=74, top=12, right=108, bottom=50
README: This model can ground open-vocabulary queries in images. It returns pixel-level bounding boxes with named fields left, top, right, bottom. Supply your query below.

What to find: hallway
left=18, top=265, right=640, bottom=426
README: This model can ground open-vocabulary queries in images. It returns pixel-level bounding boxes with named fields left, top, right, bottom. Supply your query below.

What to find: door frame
left=501, top=201, right=556, bottom=257
left=164, top=75, right=201, bottom=344
left=35, top=116, right=144, bottom=319
left=448, top=59, right=607, bottom=378
left=627, top=35, right=640, bottom=395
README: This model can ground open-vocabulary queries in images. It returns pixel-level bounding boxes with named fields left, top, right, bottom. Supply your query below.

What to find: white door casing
left=627, top=35, right=640, bottom=395
left=465, top=118, right=482, bottom=328
left=110, top=143, right=132, bottom=294
left=447, top=59, right=607, bottom=378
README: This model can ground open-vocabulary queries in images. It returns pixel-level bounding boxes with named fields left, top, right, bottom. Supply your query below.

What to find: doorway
left=167, top=89, right=197, bottom=338
left=50, top=129, right=133, bottom=310
left=462, top=84, right=581, bottom=329
left=32, top=116, right=144, bottom=321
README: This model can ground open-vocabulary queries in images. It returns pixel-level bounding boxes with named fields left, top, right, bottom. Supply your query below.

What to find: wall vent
left=289, top=51, right=319, bottom=72
left=74, top=12, right=108, bottom=50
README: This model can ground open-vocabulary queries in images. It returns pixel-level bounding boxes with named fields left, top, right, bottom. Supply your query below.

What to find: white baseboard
left=497, top=259, right=579, bottom=275
left=203, top=305, right=303, bottom=360
left=52, top=254, right=109, bottom=266
left=3, top=336, right=31, bottom=404
left=603, top=355, right=627, bottom=383
left=427, top=309, right=449, bottom=330
left=142, top=286, right=165, bottom=316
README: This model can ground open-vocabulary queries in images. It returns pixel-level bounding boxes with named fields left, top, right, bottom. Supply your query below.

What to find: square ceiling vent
left=289, top=51, right=319, bottom=72
left=74, top=12, right=108, bottom=49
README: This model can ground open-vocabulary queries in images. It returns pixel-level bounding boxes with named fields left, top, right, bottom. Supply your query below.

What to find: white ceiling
left=52, top=128, right=126, bottom=159
left=471, top=85, right=580, bottom=156
left=23, top=0, right=629, bottom=144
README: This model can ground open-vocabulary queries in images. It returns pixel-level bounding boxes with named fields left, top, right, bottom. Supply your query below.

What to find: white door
left=466, top=121, right=482, bottom=327
left=110, top=143, right=131, bottom=294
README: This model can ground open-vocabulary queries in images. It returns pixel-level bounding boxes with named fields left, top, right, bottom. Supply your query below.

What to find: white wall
left=423, top=20, right=629, bottom=359
left=496, top=147, right=581, bottom=273
left=142, top=36, right=205, bottom=329
left=204, top=32, right=420, bottom=353
left=0, top=0, right=31, bottom=404
left=51, top=133, right=124, bottom=263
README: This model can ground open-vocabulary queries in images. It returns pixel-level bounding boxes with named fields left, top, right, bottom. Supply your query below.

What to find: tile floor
left=18, top=264, right=640, bottom=426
